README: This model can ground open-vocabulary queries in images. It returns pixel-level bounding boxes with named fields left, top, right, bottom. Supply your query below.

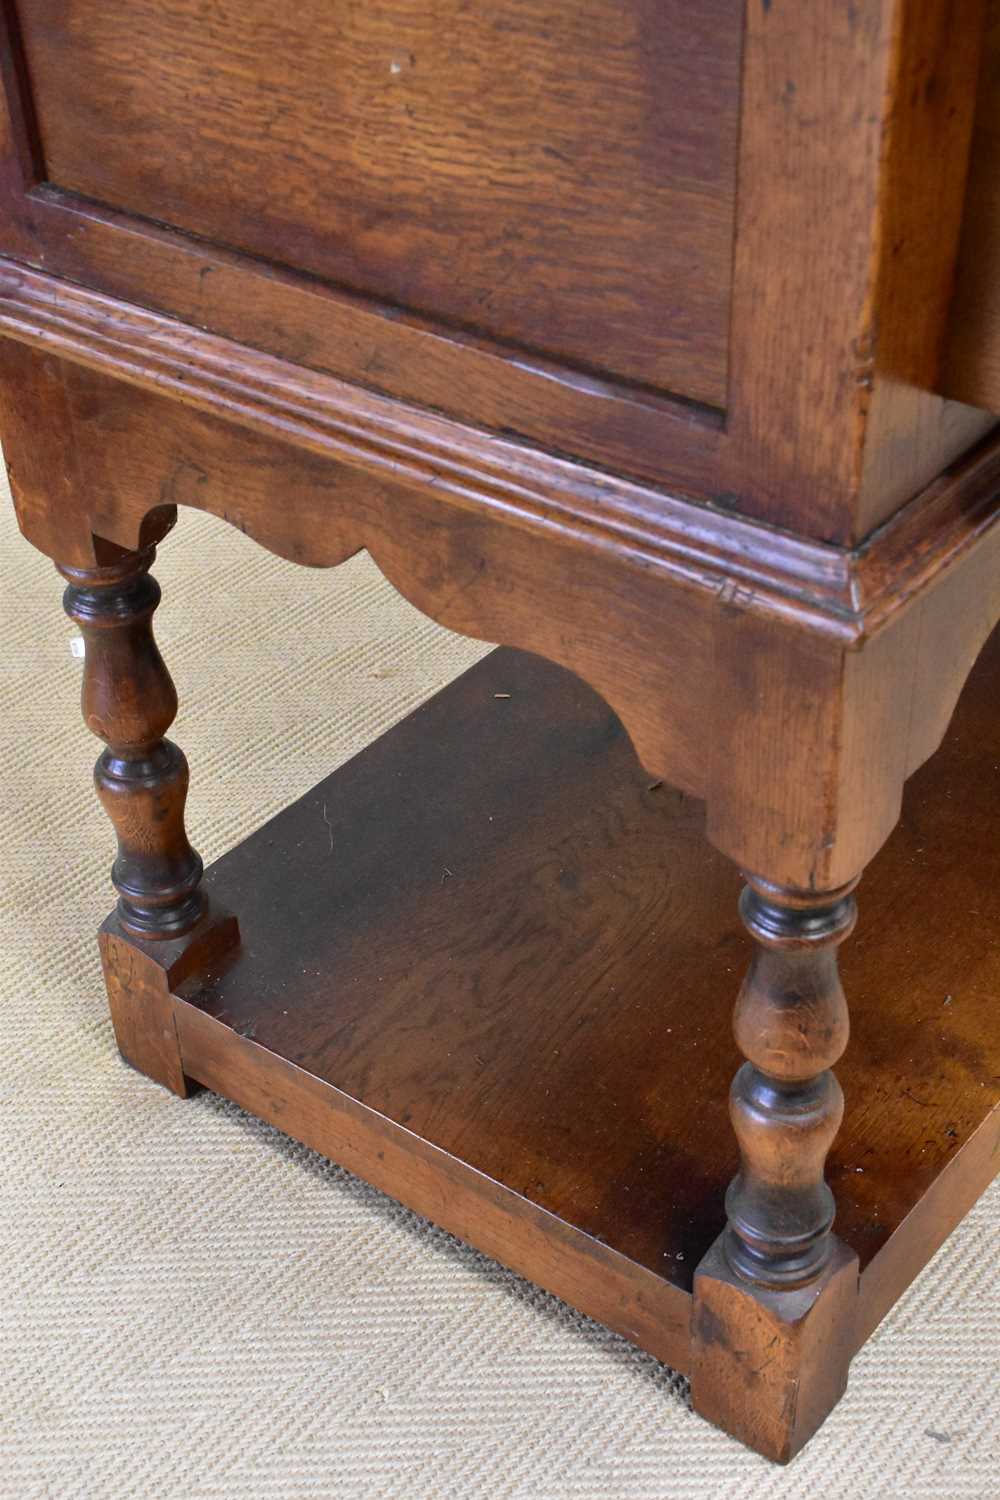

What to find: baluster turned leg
left=59, top=544, right=237, bottom=1094
left=61, top=546, right=205, bottom=939
left=690, top=876, right=861, bottom=1463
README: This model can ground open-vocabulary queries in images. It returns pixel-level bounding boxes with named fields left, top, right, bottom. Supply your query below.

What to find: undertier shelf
left=168, top=642, right=1000, bottom=1374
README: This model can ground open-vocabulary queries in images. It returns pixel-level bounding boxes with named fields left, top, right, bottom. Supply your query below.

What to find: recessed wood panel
left=13, top=0, right=742, bottom=407
left=944, top=1, right=1000, bottom=414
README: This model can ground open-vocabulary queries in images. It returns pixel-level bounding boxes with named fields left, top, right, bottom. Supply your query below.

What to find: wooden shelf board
left=170, top=643, right=1000, bottom=1374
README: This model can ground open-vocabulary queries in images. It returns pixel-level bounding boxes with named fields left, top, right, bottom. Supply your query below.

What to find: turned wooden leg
left=690, top=876, right=861, bottom=1463
left=61, top=545, right=204, bottom=939
left=60, top=544, right=237, bottom=1094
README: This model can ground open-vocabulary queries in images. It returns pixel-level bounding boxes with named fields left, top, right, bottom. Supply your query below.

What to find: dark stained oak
left=4, top=0, right=1000, bottom=1465
left=100, top=902, right=240, bottom=1096
left=692, top=876, right=863, bottom=1461
left=149, top=642, right=999, bottom=1386
left=691, top=1240, right=859, bottom=1464
left=16, top=0, right=742, bottom=408
left=724, top=878, right=859, bottom=1289
left=944, top=0, right=1000, bottom=414
left=60, top=543, right=206, bottom=939
left=5, top=339, right=1000, bottom=902
left=723, top=0, right=993, bottom=543
left=0, top=2, right=994, bottom=530
left=59, top=536, right=242, bottom=1090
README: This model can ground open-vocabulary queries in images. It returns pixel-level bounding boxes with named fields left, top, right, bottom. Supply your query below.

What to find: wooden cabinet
left=1, top=0, right=998, bottom=1465
left=4, top=0, right=997, bottom=535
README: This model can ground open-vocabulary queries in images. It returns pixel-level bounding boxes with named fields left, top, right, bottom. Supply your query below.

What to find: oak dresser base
left=99, top=644, right=1000, bottom=1461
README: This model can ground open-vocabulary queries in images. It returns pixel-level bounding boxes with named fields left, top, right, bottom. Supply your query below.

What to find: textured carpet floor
left=1, top=482, right=997, bottom=1500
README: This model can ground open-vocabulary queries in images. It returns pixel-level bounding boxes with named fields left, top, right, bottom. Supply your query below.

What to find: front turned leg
left=61, top=546, right=204, bottom=939
left=690, top=876, right=861, bottom=1463
left=60, top=545, right=237, bottom=1094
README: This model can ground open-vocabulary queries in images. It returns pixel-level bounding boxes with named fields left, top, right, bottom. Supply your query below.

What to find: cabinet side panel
left=943, top=1, right=1000, bottom=414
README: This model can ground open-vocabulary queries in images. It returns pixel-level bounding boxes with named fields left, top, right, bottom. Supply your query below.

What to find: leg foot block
left=690, top=1234, right=859, bottom=1462
left=99, top=902, right=240, bottom=1096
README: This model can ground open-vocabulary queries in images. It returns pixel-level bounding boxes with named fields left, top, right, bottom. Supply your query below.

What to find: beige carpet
left=1, top=481, right=997, bottom=1500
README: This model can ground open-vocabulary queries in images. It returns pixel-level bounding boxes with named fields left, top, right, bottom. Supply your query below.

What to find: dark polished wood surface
left=5, top=336, right=1000, bottom=906
left=4, top=0, right=1000, bottom=1464
left=170, top=640, right=999, bottom=1337
left=15, top=0, right=742, bottom=407
left=946, top=0, right=1000, bottom=413
left=0, top=0, right=994, bottom=535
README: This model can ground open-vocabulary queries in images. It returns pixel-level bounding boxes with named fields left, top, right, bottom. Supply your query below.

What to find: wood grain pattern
left=724, top=0, right=993, bottom=544
left=0, top=262, right=834, bottom=630
left=3, top=4, right=1000, bottom=1457
left=852, top=0, right=996, bottom=534
left=943, top=0, right=1000, bottom=413
left=99, top=903, right=239, bottom=1094
left=3, top=262, right=1000, bottom=645
left=5, top=336, right=1000, bottom=900
left=691, top=1239, right=858, bottom=1463
left=153, top=639, right=999, bottom=1381
left=1, top=2, right=995, bottom=539
left=0, top=5, right=730, bottom=501
left=16, top=0, right=742, bottom=407
left=0, top=190, right=728, bottom=499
